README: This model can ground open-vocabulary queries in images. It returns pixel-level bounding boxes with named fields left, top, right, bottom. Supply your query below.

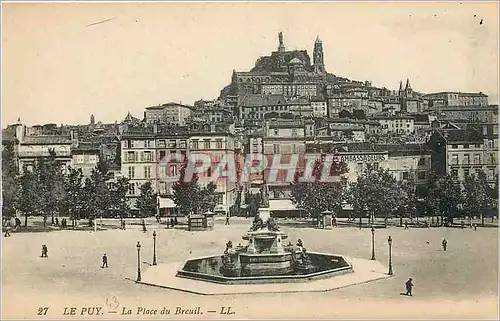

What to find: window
left=215, top=139, right=223, bottom=149
left=158, top=140, right=166, bottom=148
left=417, top=171, right=426, bottom=180
left=127, top=151, right=135, bottom=162
left=252, top=144, right=259, bottom=153
left=489, top=169, right=495, bottom=180
left=491, top=153, right=496, bottom=164
left=356, top=162, right=363, bottom=172
left=170, top=165, right=177, bottom=177
left=169, top=140, right=177, bottom=148
left=143, top=151, right=152, bottom=162
left=463, top=144, right=469, bottom=149
left=128, top=183, right=135, bottom=195
left=145, top=140, right=152, bottom=148
left=204, top=140, right=210, bottom=149
left=292, top=129, right=298, bottom=137
left=402, top=172, right=409, bottom=180
left=463, top=154, right=470, bottom=164
left=192, top=140, right=199, bottom=149
left=475, top=144, right=481, bottom=148
left=89, top=155, right=97, bottom=163
left=473, top=154, right=481, bottom=164
left=451, top=145, right=458, bottom=149
left=488, top=140, right=495, bottom=148
left=159, top=150, right=166, bottom=160
left=273, top=144, right=280, bottom=153
left=274, top=129, right=279, bottom=136
left=418, top=158, right=426, bottom=166
left=463, top=169, right=470, bottom=177
left=144, top=166, right=151, bottom=179
left=451, top=169, right=458, bottom=177
left=128, top=166, right=135, bottom=179
left=179, top=140, right=187, bottom=148
left=128, top=140, right=135, bottom=148
left=451, top=154, right=459, bottom=165
left=373, top=162, right=379, bottom=170
left=76, top=155, right=84, bottom=164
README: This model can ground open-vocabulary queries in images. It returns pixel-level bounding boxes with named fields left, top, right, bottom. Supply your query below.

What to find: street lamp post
left=371, top=227, right=376, bottom=260
left=152, top=231, right=157, bottom=266
left=136, top=241, right=141, bottom=281
left=387, top=236, right=393, bottom=275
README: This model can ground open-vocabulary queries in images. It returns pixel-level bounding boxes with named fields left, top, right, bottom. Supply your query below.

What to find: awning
left=159, top=198, right=177, bottom=209
left=269, top=199, right=297, bottom=211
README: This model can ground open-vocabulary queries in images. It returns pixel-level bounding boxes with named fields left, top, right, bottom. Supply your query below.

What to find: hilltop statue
left=279, top=32, right=283, bottom=46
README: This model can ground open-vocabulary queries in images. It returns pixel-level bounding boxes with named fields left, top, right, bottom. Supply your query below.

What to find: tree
left=347, top=166, right=401, bottom=228
left=291, top=154, right=349, bottom=225
left=81, top=177, right=99, bottom=226
left=2, top=142, right=20, bottom=221
left=353, top=109, right=366, bottom=120
left=64, top=167, right=85, bottom=227
left=109, top=176, right=130, bottom=225
left=425, top=172, right=462, bottom=226
left=19, top=165, right=43, bottom=227
left=463, top=171, right=491, bottom=226
left=136, top=181, right=157, bottom=218
left=395, top=176, right=417, bottom=226
left=86, top=158, right=112, bottom=223
left=172, top=159, right=202, bottom=215
left=37, top=149, right=66, bottom=225
left=199, top=182, right=218, bottom=212
left=339, top=109, right=352, bottom=119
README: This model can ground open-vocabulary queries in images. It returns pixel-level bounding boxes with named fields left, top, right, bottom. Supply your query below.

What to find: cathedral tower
left=313, top=36, right=325, bottom=74
left=278, top=31, right=285, bottom=53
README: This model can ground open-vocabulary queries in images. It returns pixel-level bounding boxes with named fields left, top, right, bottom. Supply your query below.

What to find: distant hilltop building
left=220, top=32, right=337, bottom=108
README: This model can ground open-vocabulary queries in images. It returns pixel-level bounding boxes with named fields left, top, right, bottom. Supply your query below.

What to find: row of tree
left=289, top=156, right=497, bottom=226
left=2, top=145, right=158, bottom=227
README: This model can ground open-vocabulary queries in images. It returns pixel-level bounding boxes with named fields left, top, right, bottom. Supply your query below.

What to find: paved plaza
left=2, top=218, right=498, bottom=319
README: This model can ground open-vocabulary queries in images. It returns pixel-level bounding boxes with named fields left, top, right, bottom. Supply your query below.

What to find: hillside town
left=2, top=32, right=498, bottom=222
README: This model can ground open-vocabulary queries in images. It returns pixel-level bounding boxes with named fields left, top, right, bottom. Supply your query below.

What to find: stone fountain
left=176, top=183, right=353, bottom=284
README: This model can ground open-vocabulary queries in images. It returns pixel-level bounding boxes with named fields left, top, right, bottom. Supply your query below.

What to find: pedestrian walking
left=404, top=221, right=409, bottom=230
left=41, top=245, right=48, bottom=258
left=174, top=217, right=178, bottom=226
left=461, top=220, right=465, bottom=229
left=405, top=278, right=414, bottom=296
left=102, top=253, right=108, bottom=268
left=170, top=218, right=175, bottom=228
left=473, top=223, right=477, bottom=231
left=4, top=228, right=11, bottom=237
left=225, top=215, right=230, bottom=226
left=142, top=220, right=147, bottom=233
left=442, top=238, right=447, bottom=251
left=55, top=218, right=59, bottom=226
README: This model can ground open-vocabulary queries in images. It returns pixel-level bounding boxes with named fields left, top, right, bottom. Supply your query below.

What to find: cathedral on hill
left=220, top=32, right=340, bottom=106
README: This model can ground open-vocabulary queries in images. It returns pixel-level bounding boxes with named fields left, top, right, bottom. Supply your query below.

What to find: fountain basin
left=176, top=252, right=353, bottom=284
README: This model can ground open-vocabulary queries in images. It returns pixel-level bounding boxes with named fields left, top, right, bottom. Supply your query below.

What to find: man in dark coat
left=102, top=253, right=108, bottom=268
left=405, top=278, right=414, bottom=296
left=442, top=238, right=448, bottom=251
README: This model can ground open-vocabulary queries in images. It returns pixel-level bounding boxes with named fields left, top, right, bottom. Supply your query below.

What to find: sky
left=2, top=2, right=499, bottom=127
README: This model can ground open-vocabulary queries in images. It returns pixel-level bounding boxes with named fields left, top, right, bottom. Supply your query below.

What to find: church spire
left=405, top=78, right=412, bottom=90
left=278, top=31, right=285, bottom=53
left=399, top=80, right=403, bottom=91
left=313, top=35, right=325, bottom=74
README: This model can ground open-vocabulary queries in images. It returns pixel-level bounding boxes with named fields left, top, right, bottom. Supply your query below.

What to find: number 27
left=37, top=307, right=49, bottom=315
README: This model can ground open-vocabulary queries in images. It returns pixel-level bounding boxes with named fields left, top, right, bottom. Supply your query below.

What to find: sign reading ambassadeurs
left=157, top=152, right=348, bottom=184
